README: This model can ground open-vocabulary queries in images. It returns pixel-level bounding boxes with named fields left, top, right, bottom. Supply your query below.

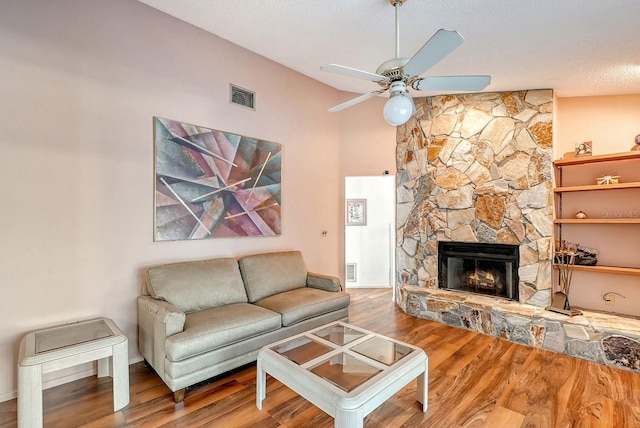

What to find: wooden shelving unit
left=553, top=264, right=640, bottom=276
left=554, top=150, right=640, bottom=166
left=554, top=218, right=640, bottom=224
left=554, top=151, right=640, bottom=283
left=554, top=182, right=640, bottom=193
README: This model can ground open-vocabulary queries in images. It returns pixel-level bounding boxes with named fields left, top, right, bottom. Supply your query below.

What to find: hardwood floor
left=2, top=288, right=639, bottom=427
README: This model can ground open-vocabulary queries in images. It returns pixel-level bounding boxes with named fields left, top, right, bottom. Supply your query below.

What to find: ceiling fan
left=321, top=0, right=491, bottom=126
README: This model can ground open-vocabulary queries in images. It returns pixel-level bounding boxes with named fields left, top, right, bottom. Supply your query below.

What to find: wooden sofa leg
left=173, top=389, right=185, bottom=403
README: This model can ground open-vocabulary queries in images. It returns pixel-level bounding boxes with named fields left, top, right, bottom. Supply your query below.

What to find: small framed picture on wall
left=346, top=199, right=367, bottom=226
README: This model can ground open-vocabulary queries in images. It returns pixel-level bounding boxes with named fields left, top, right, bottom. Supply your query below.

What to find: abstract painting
left=154, top=117, right=281, bottom=241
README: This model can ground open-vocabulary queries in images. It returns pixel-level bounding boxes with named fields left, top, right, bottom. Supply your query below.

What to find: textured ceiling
left=137, top=0, right=640, bottom=98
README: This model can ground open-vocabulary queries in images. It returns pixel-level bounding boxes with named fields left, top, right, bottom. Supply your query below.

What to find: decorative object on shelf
left=575, top=211, right=588, bottom=219
left=632, top=134, right=640, bottom=151
left=575, top=244, right=598, bottom=266
left=346, top=199, right=367, bottom=226
left=596, top=174, right=620, bottom=185
left=154, top=117, right=282, bottom=241
left=548, top=240, right=583, bottom=317
left=575, top=141, right=592, bottom=157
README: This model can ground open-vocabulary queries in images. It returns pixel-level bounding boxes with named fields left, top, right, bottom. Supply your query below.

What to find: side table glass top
left=35, top=319, right=114, bottom=354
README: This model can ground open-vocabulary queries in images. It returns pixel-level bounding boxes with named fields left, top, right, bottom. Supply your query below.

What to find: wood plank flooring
left=1, top=288, right=639, bottom=427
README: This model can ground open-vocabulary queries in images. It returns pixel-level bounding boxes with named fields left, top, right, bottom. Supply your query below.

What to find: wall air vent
left=346, top=263, right=357, bottom=282
left=230, top=84, right=255, bottom=110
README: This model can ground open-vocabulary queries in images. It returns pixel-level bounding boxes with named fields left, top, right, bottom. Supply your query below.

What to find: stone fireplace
left=396, top=90, right=553, bottom=307
left=393, top=90, right=640, bottom=375
left=438, top=241, right=519, bottom=301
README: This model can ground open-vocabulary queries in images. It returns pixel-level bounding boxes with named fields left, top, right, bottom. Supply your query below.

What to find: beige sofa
left=137, top=251, right=350, bottom=401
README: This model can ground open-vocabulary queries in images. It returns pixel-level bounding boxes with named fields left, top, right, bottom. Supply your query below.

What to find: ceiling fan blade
left=321, top=64, right=388, bottom=83
left=414, top=75, right=491, bottom=92
left=328, top=89, right=387, bottom=112
left=403, top=29, right=464, bottom=77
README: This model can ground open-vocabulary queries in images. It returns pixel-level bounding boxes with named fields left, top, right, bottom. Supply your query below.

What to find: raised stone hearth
left=398, top=285, right=640, bottom=373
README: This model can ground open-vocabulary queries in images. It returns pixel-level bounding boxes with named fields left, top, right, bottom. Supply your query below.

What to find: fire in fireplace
left=437, top=241, right=519, bottom=301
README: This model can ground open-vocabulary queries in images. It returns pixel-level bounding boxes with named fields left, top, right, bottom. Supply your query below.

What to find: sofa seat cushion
left=165, top=303, right=281, bottom=361
left=255, top=288, right=350, bottom=327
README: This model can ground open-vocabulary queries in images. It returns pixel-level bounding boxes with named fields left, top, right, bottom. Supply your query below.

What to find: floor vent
left=346, top=263, right=357, bottom=282
left=230, top=84, right=255, bottom=110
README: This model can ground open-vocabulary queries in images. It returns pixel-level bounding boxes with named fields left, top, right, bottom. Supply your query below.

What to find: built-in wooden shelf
left=553, top=264, right=640, bottom=276
left=554, top=182, right=640, bottom=193
left=554, top=218, right=640, bottom=224
left=554, top=151, right=640, bottom=288
left=554, top=151, right=640, bottom=167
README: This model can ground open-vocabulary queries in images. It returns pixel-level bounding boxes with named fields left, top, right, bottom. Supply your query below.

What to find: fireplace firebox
left=438, top=241, right=519, bottom=301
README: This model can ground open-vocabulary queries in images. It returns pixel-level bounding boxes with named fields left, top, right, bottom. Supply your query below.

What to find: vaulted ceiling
left=138, top=0, right=640, bottom=98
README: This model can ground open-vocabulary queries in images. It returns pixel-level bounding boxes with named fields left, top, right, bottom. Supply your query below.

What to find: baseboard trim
left=345, top=284, right=392, bottom=289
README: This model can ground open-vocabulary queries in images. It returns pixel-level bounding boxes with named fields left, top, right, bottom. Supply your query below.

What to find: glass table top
left=35, top=319, right=114, bottom=354
left=311, top=323, right=366, bottom=346
left=271, top=336, right=332, bottom=365
left=351, top=336, right=412, bottom=365
left=268, top=323, right=418, bottom=391
left=309, top=352, right=381, bottom=392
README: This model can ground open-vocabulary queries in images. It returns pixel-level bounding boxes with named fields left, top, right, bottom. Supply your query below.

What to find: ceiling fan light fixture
left=383, top=92, right=413, bottom=126
left=383, top=80, right=412, bottom=126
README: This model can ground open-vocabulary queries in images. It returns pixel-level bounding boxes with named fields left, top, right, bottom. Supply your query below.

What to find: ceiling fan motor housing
left=376, top=58, right=409, bottom=78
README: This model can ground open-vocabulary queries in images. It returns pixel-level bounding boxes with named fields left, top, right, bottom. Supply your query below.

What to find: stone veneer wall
left=396, top=90, right=554, bottom=306
left=394, top=90, right=640, bottom=374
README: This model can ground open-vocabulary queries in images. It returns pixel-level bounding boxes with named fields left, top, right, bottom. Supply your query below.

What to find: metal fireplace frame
left=437, top=241, right=520, bottom=301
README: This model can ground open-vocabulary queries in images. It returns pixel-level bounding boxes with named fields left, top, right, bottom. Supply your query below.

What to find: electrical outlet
left=321, top=230, right=328, bottom=237
left=605, top=295, right=615, bottom=306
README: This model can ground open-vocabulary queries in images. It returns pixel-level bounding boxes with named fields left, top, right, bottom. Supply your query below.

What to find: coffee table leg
left=256, top=358, right=266, bottom=410
left=416, top=359, right=428, bottom=412
left=335, top=406, right=364, bottom=428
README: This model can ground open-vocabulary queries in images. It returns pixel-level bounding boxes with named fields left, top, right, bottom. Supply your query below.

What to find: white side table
left=18, top=318, right=129, bottom=428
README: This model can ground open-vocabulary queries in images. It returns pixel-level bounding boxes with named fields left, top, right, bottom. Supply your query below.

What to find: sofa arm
left=307, top=272, right=343, bottom=292
left=137, top=296, right=186, bottom=382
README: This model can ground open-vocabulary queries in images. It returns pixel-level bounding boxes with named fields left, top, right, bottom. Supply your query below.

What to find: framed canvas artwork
left=154, top=117, right=282, bottom=241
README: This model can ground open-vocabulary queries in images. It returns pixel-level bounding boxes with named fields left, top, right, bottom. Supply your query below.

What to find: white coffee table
left=256, top=322, right=428, bottom=428
left=18, top=318, right=129, bottom=428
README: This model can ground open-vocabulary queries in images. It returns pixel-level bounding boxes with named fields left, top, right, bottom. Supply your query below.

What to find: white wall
left=0, top=0, right=394, bottom=401
left=345, top=176, right=395, bottom=287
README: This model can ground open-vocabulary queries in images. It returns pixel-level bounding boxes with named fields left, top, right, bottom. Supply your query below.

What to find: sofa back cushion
left=239, top=251, right=307, bottom=302
left=146, top=258, right=248, bottom=313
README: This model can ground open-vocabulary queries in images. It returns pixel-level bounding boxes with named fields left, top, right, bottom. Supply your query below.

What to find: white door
left=345, top=176, right=395, bottom=288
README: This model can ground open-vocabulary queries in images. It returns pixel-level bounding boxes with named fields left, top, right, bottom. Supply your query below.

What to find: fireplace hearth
left=438, top=241, right=519, bottom=301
